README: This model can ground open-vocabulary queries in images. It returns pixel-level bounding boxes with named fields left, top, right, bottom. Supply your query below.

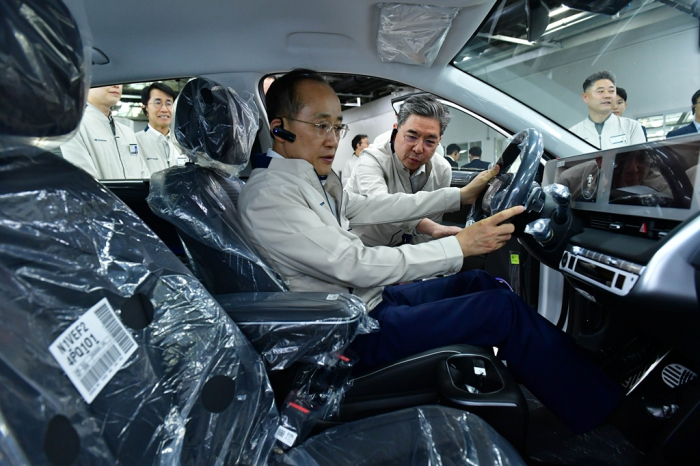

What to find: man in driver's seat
left=238, top=69, right=623, bottom=434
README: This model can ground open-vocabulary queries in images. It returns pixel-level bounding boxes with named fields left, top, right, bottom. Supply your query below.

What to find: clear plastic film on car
left=171, top=77, right=259, bottom=175
left=274, top=357, right=357, bottom=450
left=0, top=0, right=92, bottom=152
left=217, top=292, right=379, bottom=371
left=148, top=164, right=288, bottom=294
left=0, top=151, right=280, bottom=465
left=376, top=3, right=460, bottom=67
left=147, top=76, right=287, bottom=294
left=272, top=406, right=525, bottom=465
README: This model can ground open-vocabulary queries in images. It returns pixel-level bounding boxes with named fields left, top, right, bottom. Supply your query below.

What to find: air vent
left=589, top=216, right=616, bottom=230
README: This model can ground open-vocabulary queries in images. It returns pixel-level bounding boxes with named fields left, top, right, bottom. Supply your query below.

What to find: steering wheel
left=466, top=128, right=544, bottom=226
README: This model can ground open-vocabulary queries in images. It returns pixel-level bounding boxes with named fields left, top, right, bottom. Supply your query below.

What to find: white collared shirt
left=135, top=125, right=187, bottom=174
left=694, top=120, right=700, bottom=132
left=409, top=163, right=427, bottom=193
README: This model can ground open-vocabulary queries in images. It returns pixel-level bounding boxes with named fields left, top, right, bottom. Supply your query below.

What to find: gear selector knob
left=525, top=218, right=553, bottom=246
left=544, top=183, right=571, bottom=224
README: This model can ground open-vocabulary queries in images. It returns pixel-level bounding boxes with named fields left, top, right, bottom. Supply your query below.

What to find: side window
left=440, top=103, right=509, bottom=170
left=59, top=79, right=190, bottom=181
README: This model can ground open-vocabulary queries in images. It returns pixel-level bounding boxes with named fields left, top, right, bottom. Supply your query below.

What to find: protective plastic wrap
left=148, top=164, right=287, bottom=294
left=377, top=3, right=460, bottom=67
left=276, top=359, right=356, bottom=449
left=273, top=406, right=526, bottom=465
left=217, top=292, right=379, bottom=370
left=0, top=0, right=91, bottom=152
left=0, top=149, right=279, bottom=465
left=172, top=77, right=259, bottom=175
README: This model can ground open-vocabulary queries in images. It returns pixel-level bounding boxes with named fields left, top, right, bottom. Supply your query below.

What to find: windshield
left=454, top=0, right=700, bottom=152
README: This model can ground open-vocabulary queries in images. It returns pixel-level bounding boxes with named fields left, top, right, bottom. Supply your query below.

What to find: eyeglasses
left=400, top=128, right=438, bottom=151
left=288, top=117, right=348, bottom=140
left=147, top=99, right=173, bottom=109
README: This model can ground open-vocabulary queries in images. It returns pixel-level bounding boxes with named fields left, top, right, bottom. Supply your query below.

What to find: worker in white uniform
left=345, top=94, right=458, bottom=247
left=569, top=71, right=646, bottom=150
left=61, top=85, right=149, bottom=179
left=341, top=134, right=368, bottom=187
left=135, top=83, right=187, bottom=173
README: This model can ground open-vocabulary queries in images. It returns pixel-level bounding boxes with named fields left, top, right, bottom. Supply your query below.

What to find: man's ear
left=582, top=93, right=588, bottom=104
left=141, top=104, right=148, bottom=118
left=270, top=117, right=284, bottom=141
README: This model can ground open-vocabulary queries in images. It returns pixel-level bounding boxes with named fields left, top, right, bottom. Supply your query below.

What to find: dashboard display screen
left=610, top=147, right=697, bottom=209
left=556, top=157, right=602, bottom=203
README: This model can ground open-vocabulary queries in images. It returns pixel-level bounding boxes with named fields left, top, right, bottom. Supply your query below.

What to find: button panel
left=560, top=246, right=644, bottom=296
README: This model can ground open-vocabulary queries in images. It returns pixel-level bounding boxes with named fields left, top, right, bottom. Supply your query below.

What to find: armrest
left=215, top=292, right=373, bottom=370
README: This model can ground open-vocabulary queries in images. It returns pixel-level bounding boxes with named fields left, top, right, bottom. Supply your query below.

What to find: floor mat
left=522, top=386, right=647, bottom=465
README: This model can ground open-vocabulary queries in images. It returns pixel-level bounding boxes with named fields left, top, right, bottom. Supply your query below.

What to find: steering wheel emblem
left=587, top=174, right=593, bottom=189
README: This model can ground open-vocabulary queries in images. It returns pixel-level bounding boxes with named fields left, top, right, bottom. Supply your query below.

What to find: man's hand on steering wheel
left=456, top=205, right=525, bottom=257
left=460, top=165, right=500, bottom=205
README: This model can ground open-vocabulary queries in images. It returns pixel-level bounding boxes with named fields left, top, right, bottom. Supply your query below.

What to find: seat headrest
left=173, top=77, right=260, bottom=175
left=0, top=0, right=90, bottom=148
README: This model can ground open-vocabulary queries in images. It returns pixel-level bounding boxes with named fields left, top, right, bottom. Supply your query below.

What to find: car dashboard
left=526, top=134, right=700, bottom=357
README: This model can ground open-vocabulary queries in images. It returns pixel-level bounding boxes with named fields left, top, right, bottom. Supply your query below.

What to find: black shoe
left=608, top=392, right=679, bottom=452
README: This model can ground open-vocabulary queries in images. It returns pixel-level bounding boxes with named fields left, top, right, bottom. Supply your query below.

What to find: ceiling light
left=549, top=6, right=569, bottom=17
left=546, top=12, right=589, bottom=31
left=478, top=34, right=536, bottom=46
left=458, top=56, right=471, bottom=62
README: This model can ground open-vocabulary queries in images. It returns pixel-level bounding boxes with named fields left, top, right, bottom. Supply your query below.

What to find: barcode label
left=79, top=344, right=120, bottom=393
left=274, top=426, right=298, bottom=447
left=94, top=300, right=135, bottom=354
left=49, top=298, right=138, bottom=404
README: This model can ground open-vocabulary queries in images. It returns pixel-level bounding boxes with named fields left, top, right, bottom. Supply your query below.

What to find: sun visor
left=0, top=0, right=92, bottom=151
left=376, top=3, right=460, bottom=67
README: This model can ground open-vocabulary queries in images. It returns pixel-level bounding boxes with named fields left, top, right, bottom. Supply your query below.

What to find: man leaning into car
left=345, top=94, right=459, bottom=247
left=238, top=69, right=623, bottom=434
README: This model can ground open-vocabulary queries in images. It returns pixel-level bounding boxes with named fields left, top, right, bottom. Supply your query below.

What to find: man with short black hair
left=666, top=89, right=700, bottom=139
left=613, top=87, right=647, bottom=140
left=346, top=94, right=458, bottom=246
left=61, top=85, right=149, bottom=179
left=445, top=143, right=460, bottom=167
left=238, top=69, right=624, bottom=435
left=569, top=71, right=645, bottom=149
left=463, top=146, right=490, bottom=169
left=341, top=133, right=368, bottom=187
left=135, top=83, right=187, bottom=173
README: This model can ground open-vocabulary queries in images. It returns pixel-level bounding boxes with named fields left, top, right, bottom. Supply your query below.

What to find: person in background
left=341, top=134, right=369, bottom=187
left=61, top=85, right=149, bottom=179
left=135, top=83, right=187, bottom=173
left=445, top=143, right=461, bottom=168
left=569, top=71, right=645, bottom=150
left=463, top=146, right=490, bottom=169
left=613, top=87, right=647, bottom=141
left=666, top=89, right=700, bottom=139
left=346, top=94, right=458, bottom=246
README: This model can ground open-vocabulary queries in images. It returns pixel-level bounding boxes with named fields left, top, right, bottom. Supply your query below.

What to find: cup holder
left=447, top=355, right=504, bottom=394
left=438, top=352, right=527, bottom=452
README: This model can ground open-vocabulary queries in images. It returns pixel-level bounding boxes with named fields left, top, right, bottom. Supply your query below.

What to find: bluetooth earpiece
left=271, top=120, right=296, bottom=143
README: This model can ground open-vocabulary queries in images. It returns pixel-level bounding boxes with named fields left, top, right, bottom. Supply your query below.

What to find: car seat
left=0, top=0, right=524, bottom=464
